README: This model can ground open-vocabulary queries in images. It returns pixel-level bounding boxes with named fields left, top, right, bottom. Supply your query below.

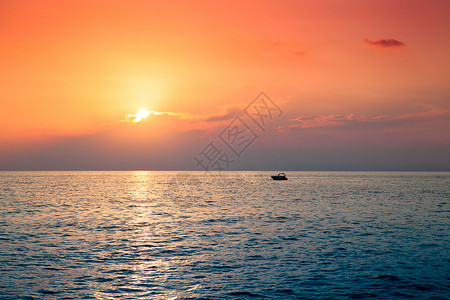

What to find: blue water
left=0, top=171, right=449, bottom=299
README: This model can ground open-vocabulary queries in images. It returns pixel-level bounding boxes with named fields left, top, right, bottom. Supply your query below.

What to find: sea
left=0, top=171, right=449, bottom=299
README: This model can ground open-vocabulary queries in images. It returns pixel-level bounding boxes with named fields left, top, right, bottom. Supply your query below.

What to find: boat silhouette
left=271, top=173, right=288, bottom=180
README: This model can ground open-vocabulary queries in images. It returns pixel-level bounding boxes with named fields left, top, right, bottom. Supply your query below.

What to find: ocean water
left=0, top=171, right=449, bottom=299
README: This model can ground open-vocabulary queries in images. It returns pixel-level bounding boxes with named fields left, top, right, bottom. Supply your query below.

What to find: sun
left=125, top=109, right=162, bottom=123
left=134, top=109, right=151, bottom=122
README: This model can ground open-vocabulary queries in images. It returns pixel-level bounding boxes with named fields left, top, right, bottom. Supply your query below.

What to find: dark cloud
left=364, top=38, right=405, bottom=48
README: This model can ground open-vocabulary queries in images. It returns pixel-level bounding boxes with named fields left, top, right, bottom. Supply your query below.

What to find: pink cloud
left=288, top=113, right=374, bottom=129
left=364, top=38, right=405, bottom=48
left=293, top=51, right=305, bottom=56
left=280, top=109, right=450, bottom=132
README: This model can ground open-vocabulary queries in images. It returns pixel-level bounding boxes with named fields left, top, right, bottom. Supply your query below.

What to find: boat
left=271, top=173, right=288, bottom=180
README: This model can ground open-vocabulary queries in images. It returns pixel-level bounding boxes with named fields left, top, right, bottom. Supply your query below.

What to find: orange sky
left=1, top=0, right=449, bottom=170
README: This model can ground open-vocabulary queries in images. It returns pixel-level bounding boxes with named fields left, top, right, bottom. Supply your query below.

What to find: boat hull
left=271, top=176, right=288, bottom=180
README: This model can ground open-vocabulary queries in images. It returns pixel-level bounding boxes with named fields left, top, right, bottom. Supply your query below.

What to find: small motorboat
left=271, top=173, right=288, bottom=180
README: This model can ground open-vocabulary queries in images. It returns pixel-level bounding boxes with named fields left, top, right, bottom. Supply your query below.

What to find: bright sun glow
left=135, top=109, right=151, bottom=122
left=125, top=109, right=162, bottom=123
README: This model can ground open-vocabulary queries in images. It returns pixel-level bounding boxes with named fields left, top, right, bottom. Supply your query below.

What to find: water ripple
left=0, top=171, right=449, bottom=299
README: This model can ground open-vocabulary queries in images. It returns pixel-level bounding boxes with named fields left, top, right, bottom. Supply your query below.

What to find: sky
left=1, top=0, right=449, bottom=170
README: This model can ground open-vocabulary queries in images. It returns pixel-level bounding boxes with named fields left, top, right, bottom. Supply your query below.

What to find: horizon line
left=1, top=169, right=449, bottom=172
